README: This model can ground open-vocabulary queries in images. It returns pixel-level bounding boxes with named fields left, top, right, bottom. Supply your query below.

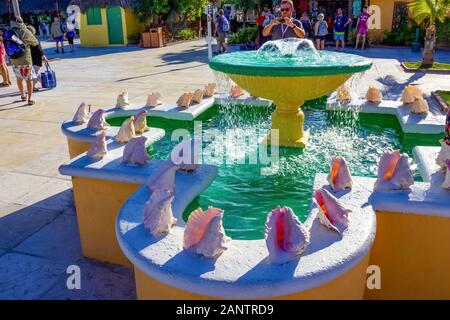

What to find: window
left=86, top=7, right=102, bottom=25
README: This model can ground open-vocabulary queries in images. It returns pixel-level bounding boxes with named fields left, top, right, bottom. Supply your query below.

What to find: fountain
left=209, top=38, right=372, bottom=147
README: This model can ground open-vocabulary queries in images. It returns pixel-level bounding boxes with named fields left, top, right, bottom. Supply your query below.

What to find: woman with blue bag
left=26, top=25, right=48, bottom=91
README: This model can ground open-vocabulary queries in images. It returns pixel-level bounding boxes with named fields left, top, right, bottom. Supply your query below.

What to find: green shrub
left=128, top=32, right=141, bottom=45
left=436, top=18, right=450, bottom=47
left=177, top=28, right=197, bottom=40
left=381, top=23, right=420, bottom=46
left=228, top=27, right=258, bottom=44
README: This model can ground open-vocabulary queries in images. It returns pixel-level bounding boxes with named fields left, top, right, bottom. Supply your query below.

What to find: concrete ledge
left=147, top=98, right=215, bottom=121
left=412, top=146, right=442, bottom=182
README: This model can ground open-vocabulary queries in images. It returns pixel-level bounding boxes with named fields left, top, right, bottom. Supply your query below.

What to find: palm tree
left=408, top=0, right=450, bottom=65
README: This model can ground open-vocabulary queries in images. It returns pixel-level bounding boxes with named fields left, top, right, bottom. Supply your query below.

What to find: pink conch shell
left=134, top=110, right=149, bottom=133
left=401, top=85, right=422, bottom=104
left=122, top=136, right=151, bottom=165
left=115, top=116, right=135, bottom=143
left=145, top=92, right=162, bottom=108
left=177, top=92, right=193, bottom=108
left=230, top=85, right=245, bottom=98
left=411, top=97, right=429, bottom=115
left=146, top=160, right=179, bottom=192
left=116, top=91, right=130, bottom=109
left=183, top=207, right=230, bottom=259
left=73, top=102, right=90, bottom=124
left=313, top=188, right=350, bottom=234
left=192, top=89, right=205, bottom=104
left=374, top=150, right=414, bottom=191
left=327, top=156, right=352, bottom=191
left=170, top=139, right=201, bottom=172
left=442, top=161, right=450, bottom=189
left=336, top=84, right=352, bottom=102
left=87, top=131, right=107, bottom=159
left=87, top=109, right=109, bottom=130
left=203, top=83, right=216, bottom=98
left=143, top=189, right=176, bottom=236
left=265, top=206, right=310, bottom=264
left=365, top=87, right=382, bottom=103
left=436, top=139, right=450, bottom=170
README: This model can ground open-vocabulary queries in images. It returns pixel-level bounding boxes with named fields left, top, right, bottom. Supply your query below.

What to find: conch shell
left=183, top=207, right=230, bottom=259
left=411, top=97, right=429, bottom=115
left=146, top=160, right=179, bottom=192
left=115, top=116, right=135, bottom=144
left=169, top=139, right=201, bottom=172
left=145, top=92, right=162, bottom=108
left=87, top=109, right=109, bottom=131
left=134, top=110, right=149, bottom=134
left=143, top=189, right=177, bottom=236
left=327, top=156, right=352, bottom=191
left=230, top=85, right=244, bottom=98
left=265, top=206, right=310, bottom=264
left=366, top=86, right=382, bottom=103
left=336, top=84, right=352, bottom=102
left=313, top=188, right=350, bottom=234
left=374, top=150, right=414, bottom=191
left=436, top=139, right=450, bottom=169
left=116, top=92, right=130, bottom=109
left=73, top=102, right=90, bottom=124
left=177, top=93, right=193, bottom=108
left=401, top=85, right=422, bottom=104
left=203, top=83, right=216, bottom=98
left=122, top=136, right=151, bottom=165
left=87, top=131, right=107, bottom=160
left=442, top=161, right=450, bottom=189
left=191, top=89, right=205, bottom=104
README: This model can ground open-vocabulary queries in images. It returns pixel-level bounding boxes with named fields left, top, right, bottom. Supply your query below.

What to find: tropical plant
left=408, top=0, right=450, bottom=65
left=228, top=26, right=258, bottom=44
left=177, top=28, right=197, bottom=40
left=133, top=0, right=170, bottom=28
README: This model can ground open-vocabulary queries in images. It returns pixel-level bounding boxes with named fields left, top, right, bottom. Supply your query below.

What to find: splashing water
left=258, top=38, right=322, bottom=61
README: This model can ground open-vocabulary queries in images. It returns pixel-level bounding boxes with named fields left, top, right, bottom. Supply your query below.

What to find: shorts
left=12, top=65, right=33, bottom=80
left=315, top=35, right=326, bottom=41
left=334, top=32, right=345, bottom=41
left=54, top=36, right=64, bottom=42
left=216, top=32, right=226, bottom=43
left=357, top=27, right=368, bottom=36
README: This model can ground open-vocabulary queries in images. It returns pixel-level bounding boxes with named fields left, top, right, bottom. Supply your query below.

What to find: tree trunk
left=422, top=25, right=436, bottom=66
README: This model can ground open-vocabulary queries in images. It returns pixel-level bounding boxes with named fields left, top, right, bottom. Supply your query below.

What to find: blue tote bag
left=40, top=62, right=57, bottom=89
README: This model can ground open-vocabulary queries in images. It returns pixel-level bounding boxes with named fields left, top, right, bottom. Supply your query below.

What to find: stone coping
left=116, top=173, right=376, bottom=299
left=326, top=96, right=446, bottom=135
left=412, top=146, right=441, bottom=182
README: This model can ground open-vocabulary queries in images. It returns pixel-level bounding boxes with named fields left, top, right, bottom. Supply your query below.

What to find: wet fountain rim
left=209, top=51, right=373, bottom=77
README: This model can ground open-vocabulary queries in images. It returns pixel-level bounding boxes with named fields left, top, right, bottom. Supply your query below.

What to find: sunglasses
left=280, top=8, right=291, bottom=12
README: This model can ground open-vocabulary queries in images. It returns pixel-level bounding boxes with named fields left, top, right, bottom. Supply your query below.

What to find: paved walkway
left=0, top=39, right=449, bottom=299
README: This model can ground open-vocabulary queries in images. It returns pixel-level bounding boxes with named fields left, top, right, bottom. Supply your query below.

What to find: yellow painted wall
left=124, top=9, right=145, bottom=39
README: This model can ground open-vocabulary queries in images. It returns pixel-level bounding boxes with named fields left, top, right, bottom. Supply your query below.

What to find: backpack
left=222, top=16, right=230, bottom=32
left=3, top=29, right=26, bottom=59
left=318, top=21, right=328, bottom=36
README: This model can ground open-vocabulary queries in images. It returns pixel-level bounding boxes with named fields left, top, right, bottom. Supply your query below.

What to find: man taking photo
left=262, top=0, right=305, bottom=40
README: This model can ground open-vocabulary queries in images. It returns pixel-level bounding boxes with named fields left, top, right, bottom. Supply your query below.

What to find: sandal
left=0, top=83, right=10, bottom=87
left=21, top=95, right=27, bottom=101
left=27, top=100, right=35, bottom=105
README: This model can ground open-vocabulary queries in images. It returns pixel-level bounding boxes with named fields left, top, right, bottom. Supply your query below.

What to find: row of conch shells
left=134, top=110, right=149, bottom=133
left=366, top=87, right=383, bottom=103
left=146, top=159, right=180, bottom=193
left=73, top=102, right=90, bottom=124
left=204, top=83, right=216, bottom=98
left=230, top=85, right=245, bottom=98
left=401, top=85, right=423, bottom=104
left=176, top=83, right=217, bottom=108
left=374, top=150, right=414, bottom=191
left=87, top=109, right=109, bottom=131
left=116, top=116, right=135, bottom=143
left=116, top=92, right=130, bottom=109
left=145, top=92, right=162, bottom=108
left=336, top=84, right=352, bottom=103
left=87, top=130, right=108, bottom=160
left=411, top=97, right=429, bottom=115
left=327, top=156, right=352, bottom=191
left=177, top=92, right=193, bottom=108
left=144, top=189, right=177, bottom=236
left=122, top=136, right=151, bottom=165
left=313, top=188, right=350, bottom=234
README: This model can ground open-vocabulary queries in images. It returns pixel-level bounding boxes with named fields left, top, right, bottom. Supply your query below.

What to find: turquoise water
left=108, top=104, right=440, bottom=240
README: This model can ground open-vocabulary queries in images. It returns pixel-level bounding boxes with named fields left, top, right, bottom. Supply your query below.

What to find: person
left=26, top=25, right=48, bottom=91
left=257, top=11, right=265, bottom=46
left=314, top=13, right=328, bottom=50
left=9, top=16, right=39, bottom=105
left=333, top=8, right=351, bottom=50
left=66, top=16, right=76, bottom=52
left=214, top=9, right=229, bottom=55
left=0, top=31, right=12, bottom=86
left=300, top=12, right=312, bottom=37
left=262, top=0, right=305, bottom=40
left=354, top=6, right=371, bottom=50
left=51, top=16, right=65, bottom=53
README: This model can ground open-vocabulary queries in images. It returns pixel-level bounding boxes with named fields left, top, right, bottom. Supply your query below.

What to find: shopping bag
left=40, top=62, right=57, bottom=89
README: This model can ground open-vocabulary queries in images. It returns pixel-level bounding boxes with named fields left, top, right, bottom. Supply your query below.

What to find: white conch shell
left=122, top=136, right=151, bottom=165
left=87, top=109, right=109, bottom=130
left=143, top=189, right=177, bottom=236
left=87, top=131, right=107, bottom=159
left=366, top=86, right=382, bottom=103
left=192, top=89, right=205, bottom=104
left=134, top=110, right=149, bottom=133
left=411, top=97, right=429, bottom=115
left=146, top=159, right=179, bottom=192
left=169, top=139, right=201, bottom=172
left=177, top=92, right=193, bottom=108
left=116, top=92, right=130, bottom=109
left=442, top=161, right=450, bottom=189
left=436, top=139, right=450, bottom=169
left=336, top=84, right=352, bottom=102
left=230, top=85, right=244, bottom=98
left=374, top=150, right=414, bottom=191
left=73, top=102, right=90, bottom=124
left=203, top=83, right=216, bottom=98
left=145, top=92, right=162, bottom=108
left=183, top=207, right=230, bottom=259
left=265, top=206, right=310, bottom=264
left=327, top=156, right=352, bottom=191
left=401, top=85, right=422, bottom=104
left=313, top=188, right=350, bottom=234
left=115, top=116, right=135, bottom=143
